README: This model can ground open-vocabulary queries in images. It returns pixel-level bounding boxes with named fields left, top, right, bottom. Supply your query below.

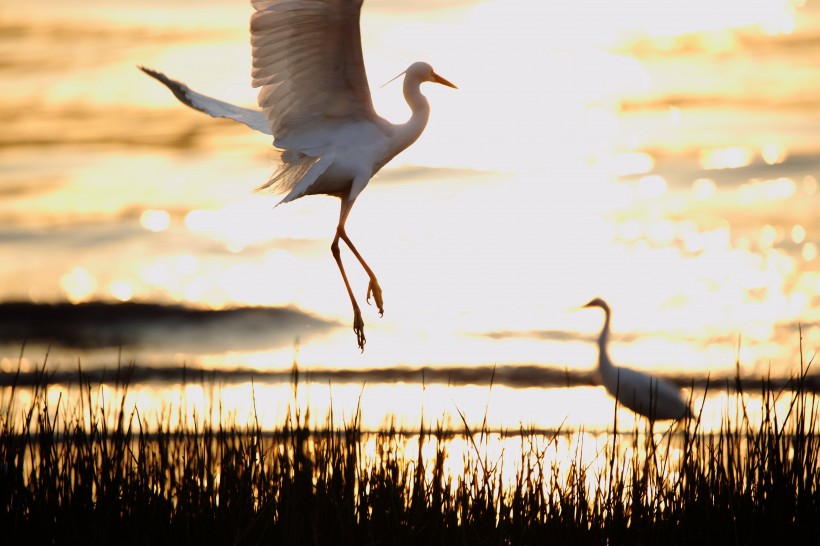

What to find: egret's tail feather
left=256, top=150, right=333, bottom=207
left=255, top=149, right=318, bottom=193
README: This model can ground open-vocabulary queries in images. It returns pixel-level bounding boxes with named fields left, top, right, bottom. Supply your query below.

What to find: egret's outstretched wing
left=140, top=66, right=272, bottom=136
left=250, top=0, right=378, bottom=142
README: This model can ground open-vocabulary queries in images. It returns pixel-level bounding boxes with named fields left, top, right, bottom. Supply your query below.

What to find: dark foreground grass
left=1, top=361, right=819, bottom=545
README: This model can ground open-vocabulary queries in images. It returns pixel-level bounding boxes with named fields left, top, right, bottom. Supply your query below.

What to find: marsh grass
left=1, top=357, right=819, bottom=545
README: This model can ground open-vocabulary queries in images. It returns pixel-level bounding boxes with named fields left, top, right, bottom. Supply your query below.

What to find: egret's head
left=582, top=297, right=610, bottom=312
left=406, top=61, right=457, bottom=88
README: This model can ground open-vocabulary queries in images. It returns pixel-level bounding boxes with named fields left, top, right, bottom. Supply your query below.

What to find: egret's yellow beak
left=432, top=72, right=457, bottom=89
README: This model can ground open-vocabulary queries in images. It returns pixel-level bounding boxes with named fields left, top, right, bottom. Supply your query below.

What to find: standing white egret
left=140, top=0, right=456, bottom=351
left=582, top=298, right=691, bottom=421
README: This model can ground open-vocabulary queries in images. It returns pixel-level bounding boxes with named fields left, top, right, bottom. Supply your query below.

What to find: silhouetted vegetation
left=1, top=357, right=819, bottom=545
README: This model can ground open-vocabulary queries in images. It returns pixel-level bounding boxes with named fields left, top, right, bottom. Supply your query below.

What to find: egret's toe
left=366, top=279, right=384, bottom=317
left=353, top=309, right=366, bottom=352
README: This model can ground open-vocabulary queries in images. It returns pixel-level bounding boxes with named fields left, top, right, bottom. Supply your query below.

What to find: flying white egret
left=582, top=298, right=691, bottom=421
left=140, top=0, right=456, bottom=351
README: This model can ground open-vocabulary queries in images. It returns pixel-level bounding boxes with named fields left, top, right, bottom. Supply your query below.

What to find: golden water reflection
left=6, top=379, right=810, bottom=437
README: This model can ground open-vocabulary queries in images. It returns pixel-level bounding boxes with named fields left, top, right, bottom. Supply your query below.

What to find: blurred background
left=1, top=0, right=818, bottom=431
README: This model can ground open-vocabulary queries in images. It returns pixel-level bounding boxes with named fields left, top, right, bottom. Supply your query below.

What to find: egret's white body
left=141, top=0, right=456, bottom=351
left=583, top=298, right=691, bottom=421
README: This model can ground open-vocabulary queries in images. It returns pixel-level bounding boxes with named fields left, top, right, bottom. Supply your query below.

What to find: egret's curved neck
left=596, top=308, right=614, bottom=373
left=389, top=77, right=431, bottom=156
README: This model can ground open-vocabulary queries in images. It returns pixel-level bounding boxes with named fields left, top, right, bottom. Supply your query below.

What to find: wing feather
left=140, top=66, right=272, bottom=136
left=250, top=0, right=377, bottom=141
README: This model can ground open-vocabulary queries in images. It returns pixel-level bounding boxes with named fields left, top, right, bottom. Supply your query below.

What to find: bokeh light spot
left=692, top=178, right=716, bottom=200
left=699, top=146, right=753, bottom=170
left=791, top=225, right=806, bottom=245
left=110, top=280, right=134, bottom=302
left=637, top=175, right=667, bottom=199
left=761, top=143, right=787, bottom=165
left=60, top=266, right=97, bottom=303
left=803, top=243, right=818, bottom=262
left=140, top=209, right=171, bottom=232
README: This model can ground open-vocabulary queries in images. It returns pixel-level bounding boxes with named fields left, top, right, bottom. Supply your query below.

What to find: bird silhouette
left=141, top=0, right=456, bottom=351
left=583, top=298, right=691, bottom=421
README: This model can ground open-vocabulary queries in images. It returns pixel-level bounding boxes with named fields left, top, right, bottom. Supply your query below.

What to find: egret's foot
left=353, top=308, right=366, bottom=352
left=366, top=279, right=384, bottom=317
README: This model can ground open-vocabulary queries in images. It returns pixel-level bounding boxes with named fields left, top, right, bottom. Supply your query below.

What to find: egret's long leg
left=331, top=230, right=366, bottom=351
left=336, top=198, right=384, bottom=315
left=338, top=231, right=384, bottom=316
